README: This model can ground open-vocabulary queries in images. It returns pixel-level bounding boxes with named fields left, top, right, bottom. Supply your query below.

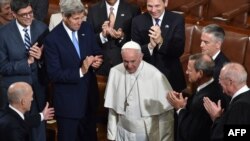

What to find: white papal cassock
left=104, top=61, right=174, bottom=141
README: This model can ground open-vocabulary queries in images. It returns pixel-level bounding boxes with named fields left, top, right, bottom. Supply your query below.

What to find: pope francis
left=104, top=41, right=174, bottom=141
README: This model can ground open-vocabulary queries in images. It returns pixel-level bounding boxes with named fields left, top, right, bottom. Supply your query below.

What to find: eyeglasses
left=16, top=11, right=33, bottom=18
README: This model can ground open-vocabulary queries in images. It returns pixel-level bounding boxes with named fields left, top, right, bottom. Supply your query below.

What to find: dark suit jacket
left=211, top=90, right=250, bottom=141
left=0, top=108, right=30, bottom=141
left=87, top=0, right=140, bottom=76
left=131, top=10, right=186, bottom=92
left=0, top=20, right=48, bottom=111
left=177, top=81, right=228, bottom=141
left=44, top=22, right=102, bottom=118
left=213, top=52, right=229, bottom=81
left=0, top=107, right=42, bottom=141
left=30, top=0, right=49, bottom=21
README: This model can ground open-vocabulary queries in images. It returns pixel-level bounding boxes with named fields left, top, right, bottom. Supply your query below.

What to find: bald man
left=204, top=63, right=250, bottom=141
left=0, top=82, right=54, bottom=141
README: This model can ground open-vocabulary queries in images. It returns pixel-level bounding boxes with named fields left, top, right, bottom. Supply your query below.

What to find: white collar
left=231, top=85, right=250, bottom=100
left=9, top=104, right=25, bottom=120
left=62, top=22, right=78, bottom=40
left=16, top=19, right=31, bottom=31
left=197, top=78, right=214, bottom=92
left=212, top=50, right=221, bottom=60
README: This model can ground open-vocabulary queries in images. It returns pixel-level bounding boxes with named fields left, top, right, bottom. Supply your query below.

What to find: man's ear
left=164, top=0, right=169, bottom=7
left=20, top=98, right=25, bottom=106
left=198, top=70, right=204, bottom=78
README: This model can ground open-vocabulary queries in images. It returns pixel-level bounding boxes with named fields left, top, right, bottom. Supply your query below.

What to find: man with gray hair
left=104, top=41, right=174, bottom=141
left=167, top=53, right=228, bottom=141
left=204, top=62, right=250, bottom=141
left=0, top=0, right=13, bottom=26
left=200, top=24, right=229, bottom=82
left=44, top=1, right=103, bottom=141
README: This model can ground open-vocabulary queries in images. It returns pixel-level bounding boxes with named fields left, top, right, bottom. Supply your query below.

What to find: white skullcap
left=122, top=41, right=141, bottom=50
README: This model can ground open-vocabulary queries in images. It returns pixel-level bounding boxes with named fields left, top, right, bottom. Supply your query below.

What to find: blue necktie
left=72, top=31, right=81, bottom=58
left=23, top=28, right=31, bottom=50
left=155, top=18, right=160, bottom=26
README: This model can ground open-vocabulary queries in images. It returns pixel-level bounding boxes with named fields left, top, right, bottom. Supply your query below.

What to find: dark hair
left=10, top=0, right=31, bottom=13
left=189, top=53, right=215, bottom=77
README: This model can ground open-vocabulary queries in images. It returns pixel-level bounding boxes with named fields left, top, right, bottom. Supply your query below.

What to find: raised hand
left=203, top=97, right=223, bottom=121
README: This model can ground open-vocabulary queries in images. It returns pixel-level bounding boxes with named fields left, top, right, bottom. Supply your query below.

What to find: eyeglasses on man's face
left=16, top=10, right=33, bottom=18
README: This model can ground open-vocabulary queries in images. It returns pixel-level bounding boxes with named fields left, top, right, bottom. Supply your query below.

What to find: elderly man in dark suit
left=87, top=0, right=140, bottom=76
left=204, top=62, right=250, bottom=141
left=0, top=0, right=48, bottom=141
left=131, top=0, right=186, bottom=92
left=44, top=1, right=103, bottom=141
left=0, top=82, right=54, bottom=141
left=167, top=53, right=228, bottom=141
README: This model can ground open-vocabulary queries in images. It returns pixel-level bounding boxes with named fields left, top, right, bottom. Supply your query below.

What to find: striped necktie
left=155, top=18, right=160, bottom=26
left=23, top=28, right=31, bottom=50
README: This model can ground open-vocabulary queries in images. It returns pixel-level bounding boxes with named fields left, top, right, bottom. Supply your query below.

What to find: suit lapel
left=100, top=1, right=108, bottom=22
left=58, top=23, right=81, bottom=61
left=145, top=13, right=154, bottom=29
left=114, top=1, right=125, bottom=29
left=10, top=21, right=26, bottom=51
left=78, top=25, right=87, bottom=59
left=161, top=11, right=171, bottom=39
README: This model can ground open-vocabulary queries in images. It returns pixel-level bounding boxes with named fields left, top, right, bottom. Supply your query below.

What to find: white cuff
left=40, top=113, right=44, bottom=121
left=79, top=68, right=84, bottom=78
left=100, top=33, right=108, bottom=44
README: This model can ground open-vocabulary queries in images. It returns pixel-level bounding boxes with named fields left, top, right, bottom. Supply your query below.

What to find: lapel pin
left=121, top=14, right=125, bottom=16
left=81, top=34, right=85, bottom=36
left=165, top=25, right=169, bottom=28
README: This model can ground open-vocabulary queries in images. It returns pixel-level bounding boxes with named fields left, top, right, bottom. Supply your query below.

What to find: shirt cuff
left=40, top=113, right=44, bottom=121
left=79, top=68, right=84, bottom=77
left=176, top=108, right=183, bottom=115
left=148, top=46, right=154, bottom=55
left=100, top=33, right=108, bottom=44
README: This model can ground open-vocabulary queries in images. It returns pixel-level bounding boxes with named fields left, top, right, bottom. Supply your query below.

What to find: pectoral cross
left=124, top=99, right=129, bottom=112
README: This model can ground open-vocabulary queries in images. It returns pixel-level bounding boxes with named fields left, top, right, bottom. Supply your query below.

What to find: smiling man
left=0, top=0, right=48, bottom=141
left=131, top=0, right=186, bottom=93
left=0, top=0, right=13, bottom=26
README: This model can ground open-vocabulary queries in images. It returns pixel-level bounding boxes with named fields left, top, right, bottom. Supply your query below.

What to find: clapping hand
left=203, top=97, right=224, bottom=121
left=42, top=102, right=55, bottom=120
left=91, top=55, right=103, bottom=69
left=81, top=56, right=95, bottom=74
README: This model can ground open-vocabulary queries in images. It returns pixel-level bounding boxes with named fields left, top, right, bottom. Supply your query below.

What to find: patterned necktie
left=72, top=31, right=81, bottom=58
left=109, top=7, right=115, bottom=28
left=23, top=28, right=31, bottom=50
left=155, top=18, right=160, bottom=26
